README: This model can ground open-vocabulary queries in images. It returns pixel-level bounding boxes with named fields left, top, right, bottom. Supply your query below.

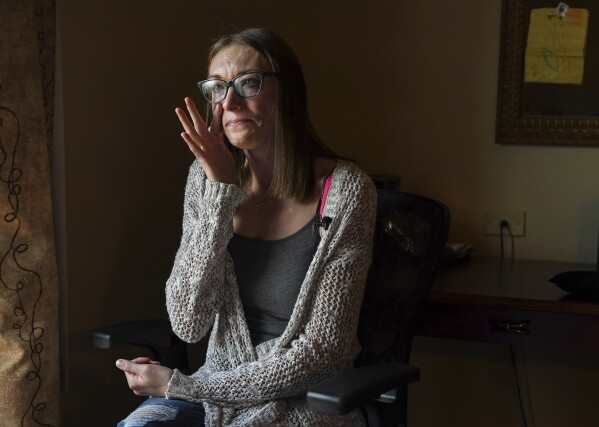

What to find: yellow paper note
left=525, top=8, right=589, bottom=84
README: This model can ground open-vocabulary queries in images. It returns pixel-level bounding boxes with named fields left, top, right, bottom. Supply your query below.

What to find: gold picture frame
left=496, top=0, right=599, bottom=146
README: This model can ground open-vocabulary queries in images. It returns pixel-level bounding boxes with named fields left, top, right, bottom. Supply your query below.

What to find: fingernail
left=116, top=359, right=123, bottom=368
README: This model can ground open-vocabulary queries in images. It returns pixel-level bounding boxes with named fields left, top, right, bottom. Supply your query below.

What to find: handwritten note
left=525, top=8, right=589, bottom=84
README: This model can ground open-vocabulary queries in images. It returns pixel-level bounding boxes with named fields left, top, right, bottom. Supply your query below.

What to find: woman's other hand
left=176, top=97, right=237, bottom=185
left=116, top=357, right=174, bottom=397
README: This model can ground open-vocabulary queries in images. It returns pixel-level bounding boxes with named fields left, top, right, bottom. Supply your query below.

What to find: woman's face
left=208, top=45, right=276, bottom=152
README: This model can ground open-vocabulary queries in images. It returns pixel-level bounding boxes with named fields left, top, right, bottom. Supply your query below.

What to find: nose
left=220, top=84, right=243, bottom=110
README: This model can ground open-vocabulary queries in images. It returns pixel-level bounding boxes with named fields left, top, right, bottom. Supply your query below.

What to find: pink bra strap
left=319, top=173, right=334, bottom=218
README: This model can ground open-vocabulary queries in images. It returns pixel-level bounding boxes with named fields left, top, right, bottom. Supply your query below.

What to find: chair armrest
left=306, top=362, right=420, bottom=415
left=90, top=319, right=173, bottom=349
left=90, top=319, right=190, bottom=369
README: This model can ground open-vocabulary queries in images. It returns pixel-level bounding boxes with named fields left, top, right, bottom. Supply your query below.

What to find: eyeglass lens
left=200, top=73, right=263, bottom=103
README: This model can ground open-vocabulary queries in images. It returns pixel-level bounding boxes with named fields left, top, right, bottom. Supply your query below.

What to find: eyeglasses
left=197, top=71, right=278, bottom=103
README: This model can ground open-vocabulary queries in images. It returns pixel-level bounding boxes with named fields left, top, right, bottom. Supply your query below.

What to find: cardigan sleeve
left=165, top=167, right=377, bottom=405
left=165, top=160, right=247, bottom=343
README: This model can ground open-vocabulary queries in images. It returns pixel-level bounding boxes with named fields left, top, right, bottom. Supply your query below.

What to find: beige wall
left=56, top=0, right=599, bottom=426
left=381, top=1, right=599, bottom=264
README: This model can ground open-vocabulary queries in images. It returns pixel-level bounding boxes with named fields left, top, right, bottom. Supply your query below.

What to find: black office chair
left=91, top=189, right=449, bottom=427
left=306, top=189, right=449, bottom=426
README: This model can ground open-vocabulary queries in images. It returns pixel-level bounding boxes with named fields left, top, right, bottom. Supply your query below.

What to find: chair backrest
left=355, top=190, right=449, bottom=426
left=356, top=189, right=450, bottom=368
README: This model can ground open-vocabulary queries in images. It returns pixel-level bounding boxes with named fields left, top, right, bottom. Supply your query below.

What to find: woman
left=116, top=28, right=376, bottom=426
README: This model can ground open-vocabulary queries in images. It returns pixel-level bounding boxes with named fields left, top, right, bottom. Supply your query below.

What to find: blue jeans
left=117, top=397, right=205, bottom=427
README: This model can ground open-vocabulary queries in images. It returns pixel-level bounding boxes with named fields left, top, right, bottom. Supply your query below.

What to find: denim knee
left=117, top=397, right=205, bottom=427
left=117, top=400, right=178, bottom=427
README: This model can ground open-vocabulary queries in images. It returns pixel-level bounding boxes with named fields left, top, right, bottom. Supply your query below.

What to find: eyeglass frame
left=197, top=71, right=279, bottom=104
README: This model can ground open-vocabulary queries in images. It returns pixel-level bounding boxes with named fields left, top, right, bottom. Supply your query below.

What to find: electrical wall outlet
left=484, top=210, right=526, bottom=236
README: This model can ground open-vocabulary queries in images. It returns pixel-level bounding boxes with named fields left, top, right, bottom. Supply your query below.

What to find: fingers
left=117, top=359, right=173, bottom=398
left=116, top=358, right=161, bottom=374
left=181, top=131, right=204, bottom=159
left=131, top=357, right=161, bottom=365
left=117, top=359, right=154, bottom=396
left=175, top=98, right=213, bottom=154
left=175, top=106, right=197, bottom=139
left=175, top=107, right=205, bottom=159
left=116, top=359, right=138, bottom=374
left=175, top=98, right=233, bottom=183
left=209, top=103, right=223, bottom=136
left=176, top=99, right=218, bottom=157
left=184, top=97, right=209, bottom=136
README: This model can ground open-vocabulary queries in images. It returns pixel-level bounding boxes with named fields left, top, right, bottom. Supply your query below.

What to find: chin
left=227, top=135, right=248, bottom=146
left=227, top=140, right=255, bottom=152
left=226, top=133, right=258, bottom=149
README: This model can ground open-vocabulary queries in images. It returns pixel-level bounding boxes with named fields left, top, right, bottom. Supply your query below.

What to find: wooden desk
left=417, top=257, right=599, bottom=353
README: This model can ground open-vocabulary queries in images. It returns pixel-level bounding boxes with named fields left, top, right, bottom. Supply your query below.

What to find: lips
left=225, top=118, right=253, bottom=127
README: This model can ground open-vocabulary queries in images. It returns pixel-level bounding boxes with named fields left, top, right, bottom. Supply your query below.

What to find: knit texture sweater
left=165, top=159, right=377, bottom=426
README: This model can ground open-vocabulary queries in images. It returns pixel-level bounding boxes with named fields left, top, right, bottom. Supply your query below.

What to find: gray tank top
left=228, top=218, right=319, bottom=346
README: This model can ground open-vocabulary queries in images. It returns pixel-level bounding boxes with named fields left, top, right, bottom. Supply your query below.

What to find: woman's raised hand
left=176, top=97, right=237, bottom=185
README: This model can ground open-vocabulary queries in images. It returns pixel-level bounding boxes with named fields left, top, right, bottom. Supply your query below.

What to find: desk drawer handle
left=490, top=320, right=529, bottom=335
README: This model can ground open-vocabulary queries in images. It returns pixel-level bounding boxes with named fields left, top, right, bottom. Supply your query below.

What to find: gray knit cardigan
left=165, top=159, right=377, bottom=426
